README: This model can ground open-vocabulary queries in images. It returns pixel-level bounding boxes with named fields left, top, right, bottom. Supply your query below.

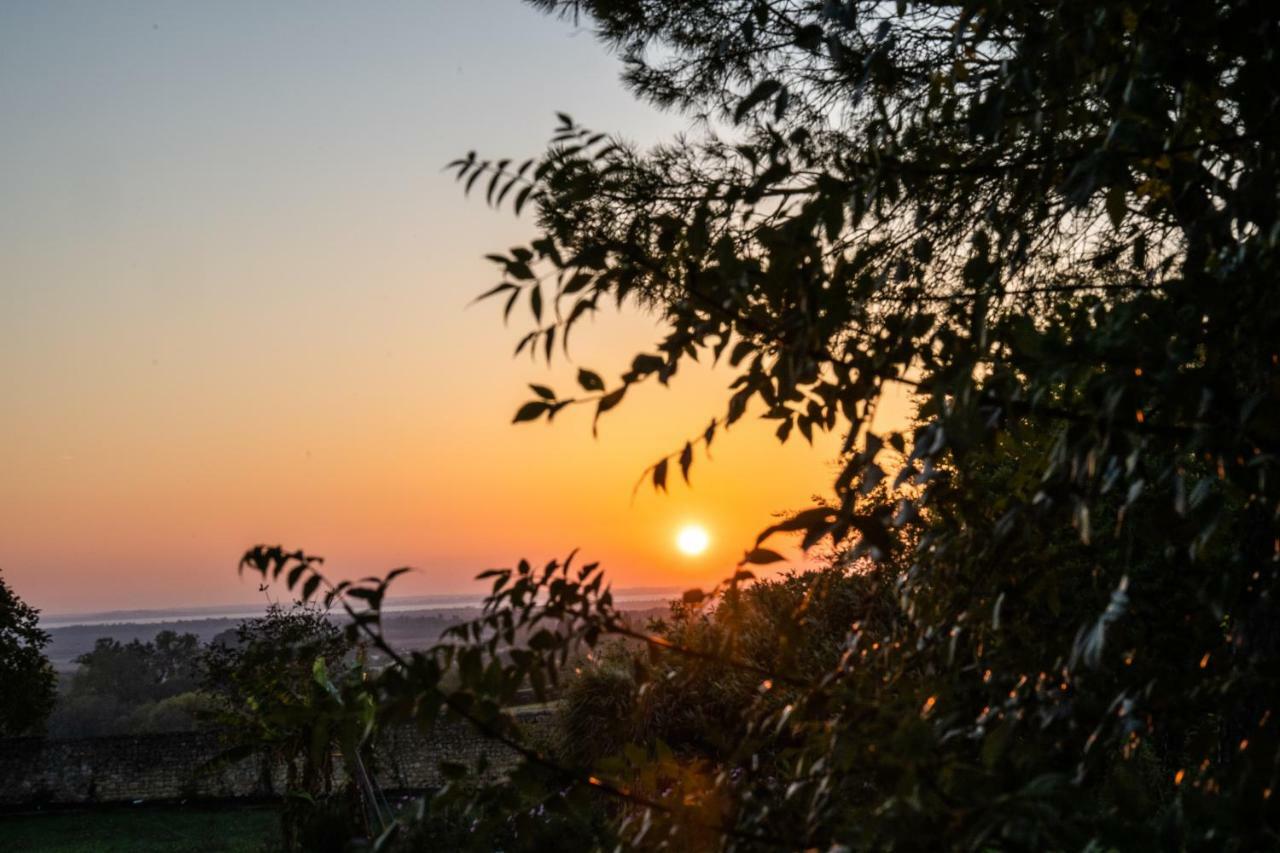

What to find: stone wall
left=0, top=711, right=552, bottom=807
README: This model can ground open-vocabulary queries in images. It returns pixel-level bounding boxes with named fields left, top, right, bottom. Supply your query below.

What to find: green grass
left=0, top=805, right=279, bottom=852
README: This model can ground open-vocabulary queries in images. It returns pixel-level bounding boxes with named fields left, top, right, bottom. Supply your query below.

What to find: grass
left=1, top=804, right=279, bottom=852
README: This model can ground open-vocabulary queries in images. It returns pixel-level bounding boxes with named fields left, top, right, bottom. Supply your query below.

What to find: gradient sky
left=0, top=1, right=888, bottom=615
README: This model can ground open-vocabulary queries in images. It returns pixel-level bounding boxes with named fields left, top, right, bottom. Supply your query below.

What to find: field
left=1, top=805, right=279, bottom=852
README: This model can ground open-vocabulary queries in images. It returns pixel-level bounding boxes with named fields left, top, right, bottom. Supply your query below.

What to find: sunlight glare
left=676, top=524, right=710, bottom=556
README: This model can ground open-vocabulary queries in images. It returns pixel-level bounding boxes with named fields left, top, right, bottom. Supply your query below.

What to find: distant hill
left=44, top=594, right=678, bottom=671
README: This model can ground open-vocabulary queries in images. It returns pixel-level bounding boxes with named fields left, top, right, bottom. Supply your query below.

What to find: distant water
left=42, top=587, right=681, bottom=628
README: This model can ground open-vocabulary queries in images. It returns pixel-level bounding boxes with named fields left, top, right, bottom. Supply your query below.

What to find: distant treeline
left=42, top=605, right=666, bottom=738
left=47, top=629, right=209, bottom=738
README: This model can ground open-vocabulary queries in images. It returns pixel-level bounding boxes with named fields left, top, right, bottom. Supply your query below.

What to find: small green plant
left=200, top=603, right=383, bottom=851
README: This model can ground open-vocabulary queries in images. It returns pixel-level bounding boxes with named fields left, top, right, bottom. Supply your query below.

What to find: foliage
left=72, top=631, right=202, bottom=702
left=0, top=569, right=57, bottom=736
left=47, top=630, right=209, bottom=738
left=238, top=0, right=1280, bottom=849
left=199, top=602, right=381, bottom=851
left=46, top=687, right=216, bottom=739
left=380, top=783, right=613, bottom=853
left=558, top=565, right=898, bottom=770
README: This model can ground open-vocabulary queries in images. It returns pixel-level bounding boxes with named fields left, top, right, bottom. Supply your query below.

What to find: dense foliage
left=201, top=603, right=384, bottom=851
left=0, top=570, right=57, bottom=736
left=240, top=0, right=1279, bottom=849
left=48, top=630, right=209, bottom=738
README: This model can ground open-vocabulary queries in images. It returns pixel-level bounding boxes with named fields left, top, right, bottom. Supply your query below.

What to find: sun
left=675, top=523, right=711, bottom=557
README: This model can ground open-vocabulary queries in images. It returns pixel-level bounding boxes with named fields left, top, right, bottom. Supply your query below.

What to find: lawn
left=1, top=804, right=279, bottom=852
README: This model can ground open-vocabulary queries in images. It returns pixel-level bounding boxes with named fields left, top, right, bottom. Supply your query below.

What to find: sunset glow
left=0, top=3, right=910, bottom=615
left=675, top=524, right=710, bottom=557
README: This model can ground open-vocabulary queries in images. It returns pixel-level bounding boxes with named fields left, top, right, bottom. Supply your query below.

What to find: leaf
left=743, top=548, right=785, bottom=564
left=494, top=177, right=518, bottom=207
left=514, top=185, right=534, bottom=214
left=822, top=196, right=844, bottom=242
left=562, top=272, right=593, bottom=295
left=528, top=384, right=555, bottom=400
left=464, top=163, right=487, bottom=195
left=982, top=723, right=1012, bottom=769
left=593, top=386, right=626, bottom=434
left=503, top=288, right=521, bottom=323
left=735, top=79, right=782, bottom=123
left=678, top=442, right=693, bottom=483
left=530, top=285, right=543, bottom=322
left=485, top=170, right=502, bottom=205
left=513, top=401, right=549, bottom=423
left=652, top=459, right=669, bottom=492
left=629, top=353, right=666, bottom=378
left=1132, top=233, right=1148, bottom=268
left=795, top=24, right=823, bottom=51
left=577, top=369, right=604, bottom=392
left=755, top=507, right=837, bottom=545
left=1105, top=183, right=1127, bottom=229
left=473, top=282, right=517, bottom=304
left=859, top=463, right=885, bottom=495
left=912, top=236, right=933, bottom=263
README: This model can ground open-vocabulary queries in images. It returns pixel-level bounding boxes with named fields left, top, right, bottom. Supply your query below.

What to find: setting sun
left=675, top=524, right=711, bottom=557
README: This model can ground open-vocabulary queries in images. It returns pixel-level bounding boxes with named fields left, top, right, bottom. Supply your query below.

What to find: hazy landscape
left=42, top=591, right=677, bottom=669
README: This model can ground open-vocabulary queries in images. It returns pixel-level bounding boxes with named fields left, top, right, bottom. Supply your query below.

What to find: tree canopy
left=243, top=0, right=1280, bottom=849
left=68, top=631, right=202, bottom=705
left=46, top=629, right=209, bottom=738
left=0, top=570, right=56, bottom=737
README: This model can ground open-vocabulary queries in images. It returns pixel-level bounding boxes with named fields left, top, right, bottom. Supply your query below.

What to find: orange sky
left=0, top=3, right=910, bottom=615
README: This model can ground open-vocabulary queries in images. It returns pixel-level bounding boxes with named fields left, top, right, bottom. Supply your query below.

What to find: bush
left=47, top=630, right=206, bottom=738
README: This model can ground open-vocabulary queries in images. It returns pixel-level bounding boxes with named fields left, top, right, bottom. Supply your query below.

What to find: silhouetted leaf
left=652, top=459, right=668, bottom=492
left=679, top=442, right=693, bottom=483
left=530, top=285, right=543, bottom=321
left=513, top=401, right=549, bottom=423
left=593, top=386, right=625, bottom=434
left=735, top=79, right=782, bottom=123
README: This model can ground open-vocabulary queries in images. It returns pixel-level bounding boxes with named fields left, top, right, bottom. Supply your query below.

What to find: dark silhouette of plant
left=200, top=603, right=381, bottom=852
left=238, top=0, right=1280, bottom=848
left=0, top=570, right=56, bottom=736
